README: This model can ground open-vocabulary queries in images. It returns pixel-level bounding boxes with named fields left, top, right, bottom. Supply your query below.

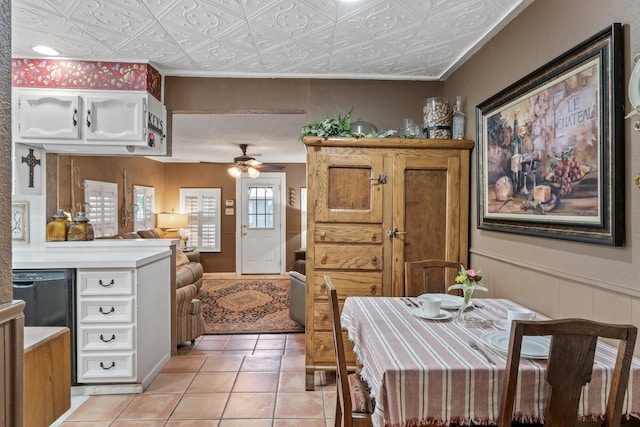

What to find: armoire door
left=313, top=150, right=385, bottom=223
left=390, top=153, right=463, bottom=296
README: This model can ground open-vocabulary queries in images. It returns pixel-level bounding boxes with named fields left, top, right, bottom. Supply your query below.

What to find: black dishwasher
left=13, top=268, right=77, bottom=384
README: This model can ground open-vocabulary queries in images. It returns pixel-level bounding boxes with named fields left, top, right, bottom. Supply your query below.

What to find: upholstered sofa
left=119, top=228, right=204, bottom=291
left=176, top=284, right=206, bottom=344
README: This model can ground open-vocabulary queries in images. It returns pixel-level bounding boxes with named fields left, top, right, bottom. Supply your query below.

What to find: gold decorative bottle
left=67, top=212, right=95, bottom=241
left=46, top=209, right=69, bottom=241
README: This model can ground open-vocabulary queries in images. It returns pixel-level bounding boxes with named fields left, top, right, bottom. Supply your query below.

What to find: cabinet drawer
left=77, top=269, right=134, bottom=296
left=315, top=224, right=383, bottom=243
left=77, top=352, right=135, bottom=382
left=314, top=244, right=382, bottom=270
left=312, top=271, right=382, bottom=299
left=78, top=298, right=134, bottom=323
left=313, top=332, right=357, bottom=364
left=79, top=325, right=135, bottom=351
left=313, top=302, right=345, bottom=330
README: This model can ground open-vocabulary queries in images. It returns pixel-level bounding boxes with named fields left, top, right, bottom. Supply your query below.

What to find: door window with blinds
left=84, top=180, right=118, bottom=237
left=180, top=188, right=221, bottom=252
left=133, top=185, right=155, bottom=231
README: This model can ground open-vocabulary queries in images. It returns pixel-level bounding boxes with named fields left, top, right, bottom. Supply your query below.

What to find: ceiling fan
left=227, top=144, right=284, bottom=179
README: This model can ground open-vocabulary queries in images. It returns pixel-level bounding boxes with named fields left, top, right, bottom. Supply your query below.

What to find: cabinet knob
left=369, top=284, right=377, bottom=294
left=321, top=254, right=328, bottom=263
left=320, top=231, right=326, bottom=240
left=371, top=233, right=377, bottom=241
left=319, top=344, right=326, bottom=351
left=320, top=282, right=326, bottom=289
left=370, top=256, right=378, bottom=265
left=320, top=313, right=327, bottom=321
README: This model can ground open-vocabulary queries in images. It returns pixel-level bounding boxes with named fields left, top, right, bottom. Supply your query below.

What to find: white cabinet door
left=85, top=94, right=147, bottom=144
left=16, top=94, right=81, bottom=140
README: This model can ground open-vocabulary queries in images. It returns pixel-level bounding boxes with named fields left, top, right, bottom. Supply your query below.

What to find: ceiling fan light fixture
left=247, top=166, right=260, bottom=178
left=228, top=166, right=242, bottom=178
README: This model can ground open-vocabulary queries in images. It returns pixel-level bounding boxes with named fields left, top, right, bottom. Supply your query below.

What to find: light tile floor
left=58, top=333, right=336, bottom=426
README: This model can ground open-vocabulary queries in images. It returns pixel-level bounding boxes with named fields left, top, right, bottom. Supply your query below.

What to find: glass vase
left=455, top=287, right=474, bottom=325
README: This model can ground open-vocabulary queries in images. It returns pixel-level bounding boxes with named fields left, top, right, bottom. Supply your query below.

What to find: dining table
left=340, top=296, right=640, bottom=427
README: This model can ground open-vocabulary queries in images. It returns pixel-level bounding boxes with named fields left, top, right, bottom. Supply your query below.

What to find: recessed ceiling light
left=32, top=45, right=60, bottom=56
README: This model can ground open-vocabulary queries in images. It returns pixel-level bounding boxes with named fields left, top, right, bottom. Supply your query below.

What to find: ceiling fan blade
left=256, top=164, right=285, bottom=171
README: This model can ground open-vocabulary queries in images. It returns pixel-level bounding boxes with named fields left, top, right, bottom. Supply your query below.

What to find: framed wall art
left=11, top=202, right=29, bottom=243
left=476, top=23, right=624, bottom=245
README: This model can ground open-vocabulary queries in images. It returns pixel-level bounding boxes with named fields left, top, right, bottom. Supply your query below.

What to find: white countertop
left=12, top=240, right=176, bottom=269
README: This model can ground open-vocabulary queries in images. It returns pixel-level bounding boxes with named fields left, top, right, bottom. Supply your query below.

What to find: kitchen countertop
left=13, top=239, right=177, bottom=269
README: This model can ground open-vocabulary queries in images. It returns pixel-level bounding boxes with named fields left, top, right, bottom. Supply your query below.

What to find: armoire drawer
left=314, top=244, right=382, bottom=270
left=315, top=224, right=383, bottom=243
left=313, top=332, right=357, bottom=364
left=312, top=271, right=382, bottom=299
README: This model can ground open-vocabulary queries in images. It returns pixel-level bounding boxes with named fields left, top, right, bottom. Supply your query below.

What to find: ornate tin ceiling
left=12, top=0, right=532, bottom=80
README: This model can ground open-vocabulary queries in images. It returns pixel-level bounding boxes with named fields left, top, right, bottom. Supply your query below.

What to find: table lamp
left=156, top=210, right=188, bottom=239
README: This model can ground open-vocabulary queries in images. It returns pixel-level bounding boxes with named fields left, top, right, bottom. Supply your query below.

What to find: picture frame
left=11, top=202, right=29, bottom=243
left=476, top=23, right=624, bottom=245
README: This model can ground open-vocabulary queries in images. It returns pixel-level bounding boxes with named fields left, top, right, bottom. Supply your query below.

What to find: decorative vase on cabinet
left=302, top=136, right=474, bottom=390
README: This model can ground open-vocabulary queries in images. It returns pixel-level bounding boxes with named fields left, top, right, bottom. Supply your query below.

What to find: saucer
left=493, top=319, right=510, bottom=330
left=411, top=308, right=452, bottom=320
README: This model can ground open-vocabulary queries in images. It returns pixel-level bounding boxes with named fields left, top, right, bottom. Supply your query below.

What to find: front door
left=237, top=173, right=285, bottom=274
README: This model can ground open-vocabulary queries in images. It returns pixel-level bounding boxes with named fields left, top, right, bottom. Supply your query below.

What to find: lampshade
left=156, top=211, right=188, bottom=229
left=228, top=165, right=260, bottom=179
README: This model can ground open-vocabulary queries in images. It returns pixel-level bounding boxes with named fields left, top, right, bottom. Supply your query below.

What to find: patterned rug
left=198, top=277, right=304, bottom=334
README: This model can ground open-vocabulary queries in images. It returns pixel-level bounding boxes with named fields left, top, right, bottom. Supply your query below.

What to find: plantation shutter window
left=133, top=185, right=155, bottom=231
left=84, top=180, right=118, bottom=237
left=180, top=188, right=221, bottom=252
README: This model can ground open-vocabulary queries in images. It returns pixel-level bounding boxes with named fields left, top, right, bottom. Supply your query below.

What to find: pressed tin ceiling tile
left=11, top=0, right=533, bottom=80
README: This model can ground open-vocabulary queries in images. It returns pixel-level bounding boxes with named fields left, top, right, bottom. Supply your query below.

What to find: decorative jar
left=423, top=97, right=451, bottom=139
left=46, top=209, right=69, bottom=241
left=67, top=212, right=95, bottom=241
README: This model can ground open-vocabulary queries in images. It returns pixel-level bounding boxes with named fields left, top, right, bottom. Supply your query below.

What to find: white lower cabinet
left=76, top=262, right=170, bottom=387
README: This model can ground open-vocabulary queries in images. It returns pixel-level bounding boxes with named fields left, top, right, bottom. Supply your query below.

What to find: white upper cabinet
left=16, top=94, right=82, bottom=140
left=84, top=94, right=146, bottom=143
left=12, top=89, right=166, bottom=155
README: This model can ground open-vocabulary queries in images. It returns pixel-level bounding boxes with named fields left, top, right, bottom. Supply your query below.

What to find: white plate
left=411, top=308, right=452, bottom=320
left=480, top=331, right=550, bottom=359
left=630, top=58, right=640, bottom=110
left=422, top=293, right=472, bottom=310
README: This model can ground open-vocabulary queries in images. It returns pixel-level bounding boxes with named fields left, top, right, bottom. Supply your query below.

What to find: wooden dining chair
left=325, top=275, right=374, bottom=427
left=497, top=318, right=637, bottom=427
left=404, top=259, right=461, bottom=297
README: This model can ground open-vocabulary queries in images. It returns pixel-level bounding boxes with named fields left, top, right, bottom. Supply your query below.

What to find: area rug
left=198, top=277, right=304, bottom=334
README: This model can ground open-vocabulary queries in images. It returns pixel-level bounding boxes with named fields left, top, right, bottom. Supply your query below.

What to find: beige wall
left=444, top=0, right=640, bottom=335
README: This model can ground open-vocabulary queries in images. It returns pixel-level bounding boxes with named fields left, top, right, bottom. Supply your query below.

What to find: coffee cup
left=507, top=306, right=536, bottom=325
left=418, top=295, right=441, bottom=317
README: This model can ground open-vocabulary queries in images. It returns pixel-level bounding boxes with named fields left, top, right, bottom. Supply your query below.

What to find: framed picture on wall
left=476, top=23, right=624, bottom=245
left=11, top=202, right=29, bottom=243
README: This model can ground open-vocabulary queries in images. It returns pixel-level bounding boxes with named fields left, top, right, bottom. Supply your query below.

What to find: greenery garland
left=298, top=110, right=397, bottom=141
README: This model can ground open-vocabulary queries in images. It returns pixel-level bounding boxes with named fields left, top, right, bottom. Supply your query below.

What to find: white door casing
left=236, top=173, right=286, bottom=274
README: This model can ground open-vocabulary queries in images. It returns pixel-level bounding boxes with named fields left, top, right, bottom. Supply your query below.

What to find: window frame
left=84, top=179, right=118, bottom=238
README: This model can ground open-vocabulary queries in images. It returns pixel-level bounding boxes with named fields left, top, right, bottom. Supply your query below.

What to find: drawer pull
left=320, top=313, right=328, bottom=321
left=320, top=282, right=326, bottom=290
left=370, top=284, right=377, bottom=294
left=100, top=361, right=116, bottom=370
left=370, top=256, right=378, bottom=264
left=100, top=334, right=116, bottom=343
left=320, top=231, right=326, bottom=240
left=319, top=344, right=326, bottom=351
left=99, top=306, right=115, bottom=315
left=321, top=254, right=328, bottom=263
left=99, top=279, right=115, bottom=287
left=371, top=233, right=377, bottom=241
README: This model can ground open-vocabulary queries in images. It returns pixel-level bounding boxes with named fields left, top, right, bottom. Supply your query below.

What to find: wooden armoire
left=302, top=136, right=474, bottom=390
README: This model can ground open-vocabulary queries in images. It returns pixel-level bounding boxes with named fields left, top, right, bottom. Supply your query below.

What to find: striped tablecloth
left=340, top=297, right=640, bottom=427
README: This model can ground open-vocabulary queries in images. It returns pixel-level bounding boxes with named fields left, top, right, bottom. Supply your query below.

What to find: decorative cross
left=21, top=148, right=41, bottom=188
